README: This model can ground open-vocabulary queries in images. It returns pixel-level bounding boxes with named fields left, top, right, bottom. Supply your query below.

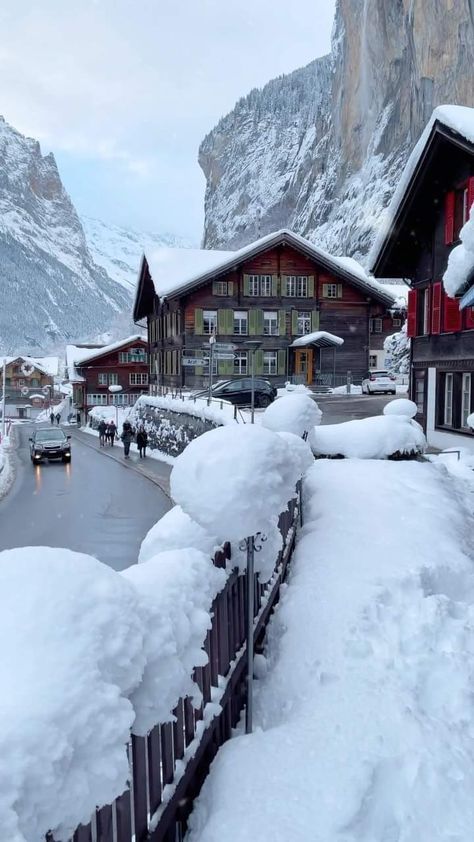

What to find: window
left=444, top=373, right=453, bottom=425
left=369, top=354, right=377, bottom=368
left=285, top=276, right=308, bottom=297
left=119, top=348, right=147, bottom=363
left=248, top=275, right=272, bottom=296
left=422, top=289, right=430, bottom=336
left=213, top=281, right=228, bottom=296
left=234, top=351, right=248, bottom=375
left=454, top=187, right=469, bottom=241
left=98, top=373, right=107, bottom=385
left=324, top=283, right=338, bottom=298
left=233, top=310, right=248, bottom=335
left=31, top=378, right=39, bottom=387
left=263, top=351, right=277, bottom=375
left=109, top=393, right=130, bottom=405
left=392, top=318, right=401, bottom=328
left=462, top=373, right=471, bottom=428
left=263, top=311, right=279, bottom=336
left=414, top=374, right=425, bottom=416
left=203, top=310, right=217, bottom=335
left=297, top=311, right=311, bottom=335
left=109, top=373, right=118, bottom=385
left=87, top=393, right=108, bottom=406
left=370, top=318, right=383, bottom=334
left=129, top=373, right=149, bottom=386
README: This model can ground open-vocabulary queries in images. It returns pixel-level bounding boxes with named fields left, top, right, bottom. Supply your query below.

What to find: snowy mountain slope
left=200, top=0, right=474, bottom=261
left=0, top=117, right=131, bottom=354
left=81, top=216, right=192, bottom=293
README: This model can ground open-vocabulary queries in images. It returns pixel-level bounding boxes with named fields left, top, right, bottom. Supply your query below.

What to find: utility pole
left=208, top=334, right=216, bottom=406
left=1, top=357, right=6, bottom=441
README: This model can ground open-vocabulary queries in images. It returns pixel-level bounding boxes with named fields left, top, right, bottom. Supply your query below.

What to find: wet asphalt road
left=317, top=393, right=400, bottom=425
left=0, top=424, right=171, bottom=571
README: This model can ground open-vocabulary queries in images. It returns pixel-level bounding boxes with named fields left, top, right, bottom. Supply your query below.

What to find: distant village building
left=0, top=355, right=58, bottom=420
left=65, top=336, right=148, bottom=420
left=133, top=230, right=398, bottom=391
left=371, top=105, right=474, bottom=449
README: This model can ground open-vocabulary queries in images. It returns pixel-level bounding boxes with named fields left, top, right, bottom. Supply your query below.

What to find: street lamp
left=108, top=384, right=123, bottom=424
left=244, top=340, right=262, bottom=424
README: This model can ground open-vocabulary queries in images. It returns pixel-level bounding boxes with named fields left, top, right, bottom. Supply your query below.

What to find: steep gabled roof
left=66, top=335, right=146, bottom=382
left=370, top=105, right=474, bottom=276
left=134, top=230, right=396, bottom=318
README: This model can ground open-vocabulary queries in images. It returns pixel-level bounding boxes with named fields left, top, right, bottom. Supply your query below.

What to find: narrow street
left=317, top=393, right=400, bottom=425
left=0, top=424, right=171, bottom=571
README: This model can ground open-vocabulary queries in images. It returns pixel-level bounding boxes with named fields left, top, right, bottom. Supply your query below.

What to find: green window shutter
left=256, top=309, right=264, bottom=334
left=311, top=310, right=320, bottom=331
left=271, top=275, right=278, bottom=297
left=195, top=308, right=204, bottom=334
left=243, top=274, right=250, bottom=296
left=277, top=349, right=286, bottom=376
left=212, top=282, right=218, bottom=295
left=308, top=276, right=315, bottom=297
left=226, top=309, right=234, bottom=334
left=195, top=366, right=204, bottom=376
left=228, top=281, right=234, bottom=296
left=248, top=309, right=258, bottom=335
left=218, top=309, right=227, bottom=334
left=322, top=284, right=328, bottom=298
left=254, top=350, right=264, bottom=375
left=281, top=276, right=289, bottom=297
left=279, top=310, right=287, bottom=337
left=337, top=284, right=343, bottom=298
left=291, top=310, right=299, bottom=335
left=225, top=358, right=234, bottom=375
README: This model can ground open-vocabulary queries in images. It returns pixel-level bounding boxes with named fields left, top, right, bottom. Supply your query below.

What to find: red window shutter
left=444, top=191, right=455, bottom=244
left=443, top=292, right=462, bottom=332
left=468, top=177, right=474, bottom=220
left=431, top=282, right=442, bottom=334
left=406, top=289, right=418, bottom=338
left=465, top=306, right=474, bottom=329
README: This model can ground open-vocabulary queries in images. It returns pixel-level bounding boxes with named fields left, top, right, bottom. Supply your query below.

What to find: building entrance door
left=294, top=349, right=313, bottom=385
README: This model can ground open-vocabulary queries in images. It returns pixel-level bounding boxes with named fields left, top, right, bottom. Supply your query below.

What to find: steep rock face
left=0, top=118, right=130, bottom=353
left=200, top=0, right=474, bottom=259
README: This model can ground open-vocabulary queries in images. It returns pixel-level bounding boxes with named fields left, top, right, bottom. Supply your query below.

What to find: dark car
left=195, top=378, right=277, bottom=407
left=29, top=428, right=72, bottom=464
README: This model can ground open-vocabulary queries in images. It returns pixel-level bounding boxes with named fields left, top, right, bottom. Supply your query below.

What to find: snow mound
left=170, top=425, right=303, bottom=540
left=139, top=505, right=218, bottom=563
left=275, top=432, right=315, bottom=477
left=262, top=393, right=321, bottom=437
left=383, top=398, right=417, bottom=418
left=310, top=414, right=426, bottom=459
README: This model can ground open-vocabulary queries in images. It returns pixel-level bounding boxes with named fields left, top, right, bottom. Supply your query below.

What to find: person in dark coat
left=136, top=426, right=148, bottom=458
left=121, top=421, right=135, bottom=458
left=98, top=419, right=107, bottom=447
left=108, top=420, right=117, bottom=446
left=55, top=412, right=61, bottom=425
left=50, top=411, right=55, bottom=425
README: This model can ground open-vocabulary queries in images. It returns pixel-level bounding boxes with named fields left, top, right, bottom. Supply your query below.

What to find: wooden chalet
left=371, top=105, right=474, bottom=449
left=66, top=335, right=148, bottom=421
left=133, top=230, right=396, bottom=391
left=0, top=355, right=58, bottom=420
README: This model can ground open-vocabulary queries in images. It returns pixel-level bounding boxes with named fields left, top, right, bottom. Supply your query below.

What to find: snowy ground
left=0, top=436, right=14, bottom=500
left=187, top=457, right=474, bottom=842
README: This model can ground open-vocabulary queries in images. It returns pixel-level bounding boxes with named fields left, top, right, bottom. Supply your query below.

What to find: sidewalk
left=71, top=428, right=172, bottom=499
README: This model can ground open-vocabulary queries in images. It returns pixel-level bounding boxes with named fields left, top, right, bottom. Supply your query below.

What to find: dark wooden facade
left=135, top=234, right=397, bottom=389
left=372, top=119, right=474, bottom=444
left=70, top=338, right=149, bottom=418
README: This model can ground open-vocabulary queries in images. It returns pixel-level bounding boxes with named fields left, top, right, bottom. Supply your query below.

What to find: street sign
left=214, top=353, right=235, bottom=361
left=182, top=357, right=208, bottom=366
left=202, top=343, right=237, bottom=352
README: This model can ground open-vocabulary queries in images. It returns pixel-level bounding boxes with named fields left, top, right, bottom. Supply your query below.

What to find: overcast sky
left=0, top=0, right=336, bottom=241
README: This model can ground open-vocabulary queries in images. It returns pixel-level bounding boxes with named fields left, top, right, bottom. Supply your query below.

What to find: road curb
left=71, top=430, right=172, bottom=500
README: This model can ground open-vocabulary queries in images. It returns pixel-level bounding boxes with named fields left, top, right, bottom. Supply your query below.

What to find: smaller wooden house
left=370, top=105, right=474, bottom=449
left=1, top=355, right=58, bottom=419
left=133, top=230, right=397, bottom=391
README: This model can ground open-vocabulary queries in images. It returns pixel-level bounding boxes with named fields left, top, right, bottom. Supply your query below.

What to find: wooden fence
left=48, top=496, right=299, bottom=842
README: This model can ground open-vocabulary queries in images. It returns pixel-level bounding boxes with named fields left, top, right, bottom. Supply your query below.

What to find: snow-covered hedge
left=383, top=323, right=410, bottom=375
left=310, top=414, right=426, bottom=460
left=261, top=393, right=321, bottom=437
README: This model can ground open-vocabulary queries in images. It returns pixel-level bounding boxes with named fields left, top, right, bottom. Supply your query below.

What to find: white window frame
left=444, top=373, right=453, bottom=426
left=214, top=281, right=228, bottom=296
left=119, top=349, right=147, bottom=363
left=369, top=354, right=377, bottom=368
left=422, top=289, right=430, bottom=336
left=462, top=373, right=471, bottom=428
left=297, top=311, right=311, bottom=335
left=129, top=373, right=149, bottom=386
left=371, top=318, right=383, bottom=334
left=234, top=351, right=248, bottom=375
left=109, top=373, right=119, bottom=385
left=263, top=311, right=279, bottom=336
left=248, top=276, right=259, bottom=296
left=98, top=373, right=108, bottom=386
left=233, top=310, right=248, bottom=335
left=260, top=275, right=272, bottom=296
left=203, top=310, right=217, bottom=335
left=325, top=283, right=338, bottom=299
left=297, top=276, right=308, bottom=298
left=263, top=351, right=277, bottom=376
left=87, top=393, right=108, bottom=406
left=392, top=318, right=401, bottom=328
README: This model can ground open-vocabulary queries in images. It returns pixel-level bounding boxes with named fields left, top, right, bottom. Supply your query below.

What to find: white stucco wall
left=426, top=367, right=474, bottom=451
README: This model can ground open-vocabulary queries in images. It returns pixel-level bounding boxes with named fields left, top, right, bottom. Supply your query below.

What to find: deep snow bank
left=187, top=459, right=474, bottom=842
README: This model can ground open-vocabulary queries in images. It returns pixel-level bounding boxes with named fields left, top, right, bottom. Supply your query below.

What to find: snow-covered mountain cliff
left=0, top=117, right=131, bottom=354
left=200, top=0, right=474, bottom=259
left=81, top=216, right=192, bottom=293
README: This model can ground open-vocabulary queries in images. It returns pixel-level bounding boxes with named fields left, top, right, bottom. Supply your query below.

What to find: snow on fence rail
left=45, top=497, right=299, bottom=842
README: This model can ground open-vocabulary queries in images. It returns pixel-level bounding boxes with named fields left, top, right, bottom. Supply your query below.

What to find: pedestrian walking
left=136, top=426, right=148, bottom=458
left=108, top=420, right=117, bottom=446
left=120, top=421, right=135, bottom=459
left=105, top=422, right=112, bottom=446
left=55, top=412, right=61, bottom=425
left=50, top=411, right=55, bottom=425
left=98, top=418, right=107, bottom=447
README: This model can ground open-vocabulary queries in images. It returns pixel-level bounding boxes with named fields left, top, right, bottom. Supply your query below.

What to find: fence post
left=245, top=536, right=255, bottom=734
left=346, top=370, right=352, bottom=395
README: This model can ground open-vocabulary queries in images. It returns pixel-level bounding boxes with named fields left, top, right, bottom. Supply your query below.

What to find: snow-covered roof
left=65, top=335, right=146, bottom=381
left=369, top=105, right=474, bottom=272
left=0, top=355, right=59, bottom=377
left=142, top=230, right=396, bottom=306
left=291, top=331, right=344, bottom=348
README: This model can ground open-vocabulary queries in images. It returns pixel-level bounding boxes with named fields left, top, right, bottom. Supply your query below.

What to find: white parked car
left=362, top=370, right=396, bottom=395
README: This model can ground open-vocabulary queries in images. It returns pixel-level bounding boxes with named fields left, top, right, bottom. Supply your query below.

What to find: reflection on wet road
left=0, top=424, right=171, bottom=571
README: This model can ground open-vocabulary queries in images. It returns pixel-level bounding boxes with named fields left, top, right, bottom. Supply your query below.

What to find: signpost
left=213, top=353, right=235, bottom=361
left=182, top=357, right=209, bottom=367
left=206, top=343, right=237, bottom=352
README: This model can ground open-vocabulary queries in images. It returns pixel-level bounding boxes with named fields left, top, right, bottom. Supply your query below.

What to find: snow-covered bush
left=129, top=395, right=232, bottom=458
left=444, top=207, right=474, bottom=297
left=0, top=545, right=225, bottom=842
left=383, top=398, right=417, bottom=418
left=139, top=505, right=218, bottom=563
left=309, top=414, right=426, bottom=460
left=384, top=322, right=410, bottom=374
left=261, top=393, right=321, bottom=437
left=170, top=425, right=305, bottom=542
